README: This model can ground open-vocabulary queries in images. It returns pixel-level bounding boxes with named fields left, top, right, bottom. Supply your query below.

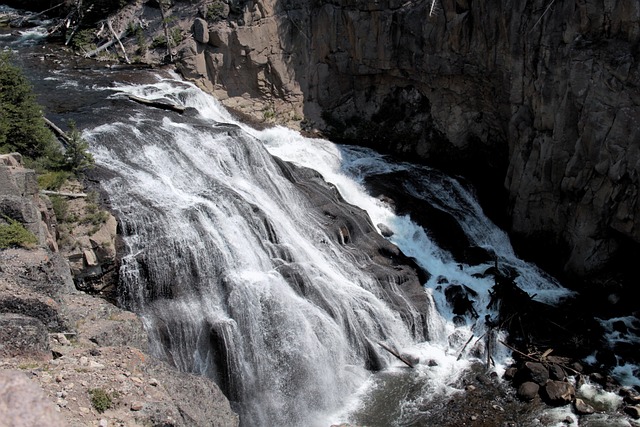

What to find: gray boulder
left=0, top=370, right=65, bottom=427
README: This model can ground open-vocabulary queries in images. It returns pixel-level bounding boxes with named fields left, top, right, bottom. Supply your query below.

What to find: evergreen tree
left=64, top=121, right=94, bottom=173
left=0, top=52, right=58, bottom=160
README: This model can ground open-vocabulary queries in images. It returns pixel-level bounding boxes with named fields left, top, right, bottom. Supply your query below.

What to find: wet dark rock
left=376, top=223, right=394, bottom=237
left=363, top=170, right=473, bottom=264
left=519, top=362, right=549, bottom=387
left=503, top=367, right=517, bottom=381
left=542, top=381, right=575, bottom=406
left=444, top=284, right=478, bottom=317
left=549, top=364, right=567, bottom=381
left=624, top=405, right=640, bottom=419
left=517, top=382, right=539, bottom=401
left=273, top=158, right=431, bottom=340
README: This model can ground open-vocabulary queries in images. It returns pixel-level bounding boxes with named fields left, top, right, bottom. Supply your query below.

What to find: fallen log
left=83, top=27, right=128, bottom=58
left=378, top=341, right=414, bottom=368
left=43, top=117, right=70, bottom=145
left=41, top=190, right=87, bottom=198
left=127, top=95, right=186, bottom=114
left=107, top=19, right=130, bottom=64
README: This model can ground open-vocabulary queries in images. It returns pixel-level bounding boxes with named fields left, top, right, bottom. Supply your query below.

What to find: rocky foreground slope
left=0, top=153, right=238, bottom=426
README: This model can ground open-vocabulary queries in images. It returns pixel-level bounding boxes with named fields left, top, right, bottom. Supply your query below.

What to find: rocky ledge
left=0, top=154, right=239, bottom=426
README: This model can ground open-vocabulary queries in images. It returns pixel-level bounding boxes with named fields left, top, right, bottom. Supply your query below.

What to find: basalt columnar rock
left=171, top=0, right=640, bottom=285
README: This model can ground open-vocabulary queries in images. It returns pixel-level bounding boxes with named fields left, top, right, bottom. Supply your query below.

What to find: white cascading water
left=82, top=75, right=572, bottom=426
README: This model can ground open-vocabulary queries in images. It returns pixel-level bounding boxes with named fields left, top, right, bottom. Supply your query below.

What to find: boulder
left=520, top=362, right=549, bottom=386
left=574, top=398, right=595, bottom=415
left=517, top=381, right=539, bottom=401
left=0, top=313, right=50, bottom=359
left=377, top=223, right=394, bottom=237
left=624, top=405, right=640, bottom=419
left=549, top=363, right=567, bottom=381
left=0, top=370, right=65, bottom=427
left=542, top=381, right=575, bottom=406
left=193, top=18, right=209, bottom=44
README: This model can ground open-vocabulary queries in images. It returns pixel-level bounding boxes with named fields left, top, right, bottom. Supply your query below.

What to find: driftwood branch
left=127, top=95, right=186, bottom=113
left=107, top=19, right=130, bottom=64
left=43, top=117, right=70, bottom=145
left=83, top=27, right=128, bottom=58
left=378, top=341, right=414, bottom=368
left=41, top=190, right=87, bottom=198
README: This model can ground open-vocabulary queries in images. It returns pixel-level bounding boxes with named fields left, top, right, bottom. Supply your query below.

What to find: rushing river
left=3, top=14, right=637, bottom=426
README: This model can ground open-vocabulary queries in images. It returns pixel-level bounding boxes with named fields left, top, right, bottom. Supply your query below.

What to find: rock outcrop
left=173, top=0, right=639, bottom=283
left=0, top=155, right=239, bottom=426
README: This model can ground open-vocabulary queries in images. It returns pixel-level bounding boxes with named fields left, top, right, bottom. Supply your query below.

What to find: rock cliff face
left=178, top=0, right=640, bottom=282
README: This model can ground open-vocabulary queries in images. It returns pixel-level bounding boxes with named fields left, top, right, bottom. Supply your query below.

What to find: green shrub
left=37, top=171, right=71, bottom=191
left=70, top=28, right=97, bottom=52
left=49, top=196, right=68, bottom=223
left=151, top=35, right=167, bottom=49
left=88, top=388, right=113, bottom=413
left=170, top=27, right=183, bottom=45
left=80, top=210, right=109, bottom=226
left=0, top=217, right=38, bottom=249
left=206, top=1, right=226, bottom=21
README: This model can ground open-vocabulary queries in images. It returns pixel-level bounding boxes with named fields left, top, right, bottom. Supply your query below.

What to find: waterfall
left=82, top=76, right=571, bottom=426
left=86, top=78, right=426, bottom=426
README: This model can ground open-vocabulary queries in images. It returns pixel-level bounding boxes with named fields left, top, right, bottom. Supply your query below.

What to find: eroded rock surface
left=172, top=0, right=640, bottom=282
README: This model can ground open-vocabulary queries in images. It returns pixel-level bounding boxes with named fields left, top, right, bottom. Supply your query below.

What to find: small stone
left=492, top=404, right=504, bottom=411
left=99, top=419, right=108, bottom=427
left=149, top=378, right=159, bottom=386
left=66, top=382, right=74, bottom=390
left=470, top=415, right=478, bottom=421
left=131, top=401, right=144, bottom=411
left=56, top=398, right=68, bottom=408
left=465, top=384, right=476, bottom=392
left=79, top=406, right=90, bottom=414
left=55, top=374, right=64, bottom=383
left=131, top=376, right=143, bottom=384
left=79, top=356, right=89, bottom=366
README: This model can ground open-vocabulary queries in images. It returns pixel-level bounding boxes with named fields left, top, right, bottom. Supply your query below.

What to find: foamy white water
left=82, top=76, right=581, bottom=426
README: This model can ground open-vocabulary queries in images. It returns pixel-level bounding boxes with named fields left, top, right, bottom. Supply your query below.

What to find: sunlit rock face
left=180, top=0, right=640, bottom=279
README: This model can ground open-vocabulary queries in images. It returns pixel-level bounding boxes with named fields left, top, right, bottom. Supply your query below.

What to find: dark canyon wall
left=9, top=0, right=639, bottom=281
left=179, top=0, right=640, bottom=281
